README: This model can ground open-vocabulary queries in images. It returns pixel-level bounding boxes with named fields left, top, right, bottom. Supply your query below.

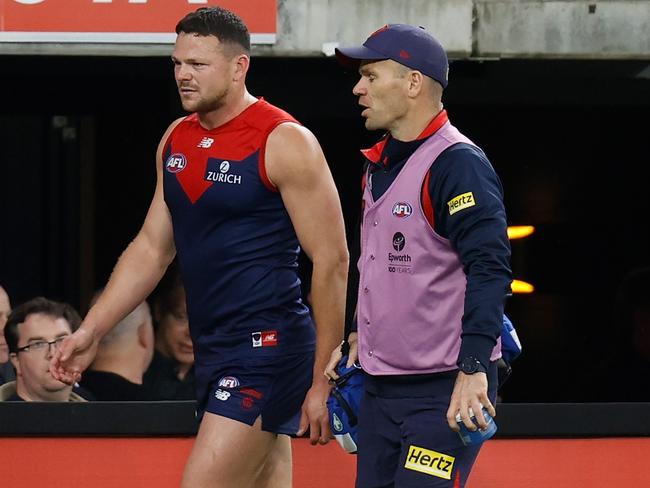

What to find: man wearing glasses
left=0, top=297, right=87, bottom=402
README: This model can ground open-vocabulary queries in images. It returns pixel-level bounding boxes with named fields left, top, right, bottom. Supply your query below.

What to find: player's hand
left=49, top=325, right=98, bottom=385
left=296, top=380, right=332, bottom=445
left=446, top=371, right=495, bottom=432
left=324, top=332, right=358, bottom=381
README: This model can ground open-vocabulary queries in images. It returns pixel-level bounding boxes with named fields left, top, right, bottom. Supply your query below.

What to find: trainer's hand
left=324, top=332, right=358, bottom=381
left=296, top=380, right=332, bottom=445
left=49, top=326, right=98, bottom=385
left=446, top=371, right=495, bottom=432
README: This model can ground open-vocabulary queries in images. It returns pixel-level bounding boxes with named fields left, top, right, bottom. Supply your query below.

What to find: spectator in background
left=143, top=262, right=195, bottom=400
left=0, top=297, right=87, bottom=402
left=0, top=285, right=14, bottom=384
left=80, top=293, right=154, bottom=401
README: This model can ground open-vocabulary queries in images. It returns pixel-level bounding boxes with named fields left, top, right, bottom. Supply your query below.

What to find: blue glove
left=501, top=314, right=522, bottom=364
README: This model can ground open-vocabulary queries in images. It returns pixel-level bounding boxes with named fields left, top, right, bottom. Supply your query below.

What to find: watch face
left=461, top=358, right=479, bottom=374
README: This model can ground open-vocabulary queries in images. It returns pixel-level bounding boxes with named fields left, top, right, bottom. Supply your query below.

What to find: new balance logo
left=197, top=137, right=214, bottom=148
left=251, top=330, right=278, bottom=348
left=215, top=389, right=231, bottom=401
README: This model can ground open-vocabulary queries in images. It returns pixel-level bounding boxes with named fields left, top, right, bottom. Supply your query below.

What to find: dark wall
left=1, top=55, right=649, bottom=402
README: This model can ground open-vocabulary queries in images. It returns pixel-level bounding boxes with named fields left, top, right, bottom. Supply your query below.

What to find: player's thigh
left=181, top=413, right=279, bottom=488
left=256, top=433, right=292, bottom=488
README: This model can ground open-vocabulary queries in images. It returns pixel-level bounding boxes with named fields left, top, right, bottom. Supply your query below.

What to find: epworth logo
left=0, top=1, right=277, bottom=44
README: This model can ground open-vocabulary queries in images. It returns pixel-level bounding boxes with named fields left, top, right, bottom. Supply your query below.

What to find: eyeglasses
left=16, top=336, right=68, bottom=354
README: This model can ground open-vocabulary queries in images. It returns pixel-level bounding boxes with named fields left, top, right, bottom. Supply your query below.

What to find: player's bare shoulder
left=265, top=122, right=326, bottom=188
left=156, top=117, right=187, bottom=165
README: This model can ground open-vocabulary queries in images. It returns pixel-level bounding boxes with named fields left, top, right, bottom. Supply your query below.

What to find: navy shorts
left=194, top=352, right=314, bottom=435
left=356, top=362, right=498, bottom=488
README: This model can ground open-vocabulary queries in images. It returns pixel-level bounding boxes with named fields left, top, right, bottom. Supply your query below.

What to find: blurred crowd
left=0, top=260, right=195, bottom=403
left=3, top=262, right=650, bottom=404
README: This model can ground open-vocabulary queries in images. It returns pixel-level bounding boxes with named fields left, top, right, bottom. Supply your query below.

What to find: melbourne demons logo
left=392, top=202, right=413, bottom=218
left=165, top=153, right=187, bottom=173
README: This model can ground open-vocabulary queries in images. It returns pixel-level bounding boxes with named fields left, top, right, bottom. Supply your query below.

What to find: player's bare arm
left=50, top=118, right=184, bottom=384
left=265, top=122, right=349, bottom=445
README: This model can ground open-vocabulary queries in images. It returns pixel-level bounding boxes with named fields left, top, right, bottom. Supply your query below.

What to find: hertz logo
left=404, top=445, right=455, bottom=480
left=447, top=192, right=475, bottom=215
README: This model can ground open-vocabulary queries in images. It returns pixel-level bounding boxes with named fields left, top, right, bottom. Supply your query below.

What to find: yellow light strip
left=507, top=226, right=535, bottom=240
left=511, top=280, right=534, bottom=294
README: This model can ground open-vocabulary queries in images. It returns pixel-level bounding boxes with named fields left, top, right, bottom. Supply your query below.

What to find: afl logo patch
left=392, top=202, right=412, bottom=218
left=219, top=161, right=230, bottom=173
left=165, top=153, right=187, bottom=173
left=218, top=376, right=240, bottom=389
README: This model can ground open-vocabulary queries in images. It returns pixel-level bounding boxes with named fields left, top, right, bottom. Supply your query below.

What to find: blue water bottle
left=456, top=407, right=497, bottom=446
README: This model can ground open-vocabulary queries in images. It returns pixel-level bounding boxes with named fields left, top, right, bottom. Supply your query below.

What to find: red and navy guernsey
left=162, top=98, right=315, bottom=362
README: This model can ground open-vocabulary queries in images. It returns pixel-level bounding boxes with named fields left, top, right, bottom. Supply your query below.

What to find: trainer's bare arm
left=50, top=119, right=183, bottom=384
left=265, top=122, right=349, bottom=445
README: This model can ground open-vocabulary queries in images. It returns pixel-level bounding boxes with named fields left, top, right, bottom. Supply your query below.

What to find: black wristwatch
left=459, top=357, right=487, bottom=375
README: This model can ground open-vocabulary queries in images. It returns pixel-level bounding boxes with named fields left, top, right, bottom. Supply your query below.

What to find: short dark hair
left=4, top=297, right=82, bottom=353
left=175, top=6, right=250, bottom=54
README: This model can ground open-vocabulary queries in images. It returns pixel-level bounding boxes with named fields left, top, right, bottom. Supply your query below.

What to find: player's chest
left=163, top=134, right=266, bottom=209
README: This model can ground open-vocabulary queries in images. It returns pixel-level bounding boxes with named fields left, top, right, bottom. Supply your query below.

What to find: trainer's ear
left=406, top=70, right=425, bottom=98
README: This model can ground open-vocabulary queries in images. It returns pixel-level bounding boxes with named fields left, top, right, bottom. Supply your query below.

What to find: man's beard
left=182, top=87, right=229, bottom=114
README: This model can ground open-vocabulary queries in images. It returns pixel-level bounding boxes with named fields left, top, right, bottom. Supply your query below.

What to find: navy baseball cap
left=335, top=24, right=449, bottom=88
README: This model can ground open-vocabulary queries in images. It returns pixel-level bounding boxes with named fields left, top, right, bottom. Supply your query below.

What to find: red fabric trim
left=421, top=170, right=434, bottom=228
left=161, top=115, right=190, bottom=160
left=453, top=469, right=461, bottom=488
left=360, top=136, right=388, bottom=164
left=258, top=137, right=277, bottom=192
left=416, top=109, right=448, bottom=140
left=359, top=110, right=448, bottom=164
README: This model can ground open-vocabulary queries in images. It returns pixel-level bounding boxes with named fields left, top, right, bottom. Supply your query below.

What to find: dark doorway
left=1, top=55, right=648, bottom=402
